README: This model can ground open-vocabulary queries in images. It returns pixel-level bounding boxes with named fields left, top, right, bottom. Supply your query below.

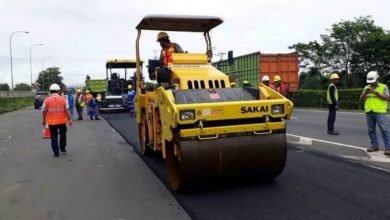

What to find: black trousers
left=327, top=104, right=336, bottom=132
left=76, top=105, right=83, bottom=120
left=49, top=124, right=67, bottom=154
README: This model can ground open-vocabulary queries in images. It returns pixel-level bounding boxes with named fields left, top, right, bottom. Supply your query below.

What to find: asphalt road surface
left=104, top=110, right=390, bottom=220
left=0, top=108, right=189, bottom=220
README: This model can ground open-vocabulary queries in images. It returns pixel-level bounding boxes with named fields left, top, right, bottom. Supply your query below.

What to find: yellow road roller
left=134, top=15, right=293, bottom=190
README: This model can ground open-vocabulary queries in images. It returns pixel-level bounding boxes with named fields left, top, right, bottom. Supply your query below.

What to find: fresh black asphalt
left=104, top=112, right=390, bottom=220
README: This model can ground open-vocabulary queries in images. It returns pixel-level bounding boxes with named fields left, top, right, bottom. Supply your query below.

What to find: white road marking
left=287, top=133, right=390, bottom=163
left=294, top=108, right=390, bottom=117
left=287, top=133, right=366, bottom=151
left=291, top=116, right=298, bottom=119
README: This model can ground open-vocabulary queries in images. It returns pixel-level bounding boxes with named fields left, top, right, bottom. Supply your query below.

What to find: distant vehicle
left=34, top=91, right=50, bottom=109
left=85, top=59, right=142, bottom=111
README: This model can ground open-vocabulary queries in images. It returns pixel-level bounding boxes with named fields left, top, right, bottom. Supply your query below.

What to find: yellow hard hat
left=157, top=32, right=169, bottom=42
left=76, top=89, right=81, bottom=93
left=330, top=73, right=340, bottom=80
left=128, top=84, right=133, bottom=89
left=96, top=93, right=102, bottom=101
left=243, top=80, right=249, bottom=84
left=274, top=75, right=281, bottom=82
left=230, top=82, right=236, bottom=86
left=86, top=90, right=90, bottom=93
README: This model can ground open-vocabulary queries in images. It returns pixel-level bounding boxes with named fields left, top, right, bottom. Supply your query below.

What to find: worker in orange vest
left=85, top=90, right=93, bottom=104
left=273, top=75, right=289, bottom=97
left=42, top=84, right=72, bottom=157
left=157, top=32, right=184, bottom=67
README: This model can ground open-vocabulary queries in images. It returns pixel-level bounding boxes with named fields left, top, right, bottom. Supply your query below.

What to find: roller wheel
left=166, top=141, right=185, bottom=191
left=138, top=114, right=152, bottom=155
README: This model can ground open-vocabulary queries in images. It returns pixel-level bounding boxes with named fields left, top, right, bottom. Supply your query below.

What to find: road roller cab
left=134, top=15, right=293, bottom=191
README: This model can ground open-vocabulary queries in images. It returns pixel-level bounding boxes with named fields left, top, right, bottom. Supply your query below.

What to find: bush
left=0, top=97, right=34, bottom=114
left=292, top=88, right=363, bottom=110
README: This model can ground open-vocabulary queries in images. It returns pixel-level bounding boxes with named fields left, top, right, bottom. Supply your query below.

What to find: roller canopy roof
left=106, top=59, right=142, bottom=69
left=136, top=14, right=223, bottom=32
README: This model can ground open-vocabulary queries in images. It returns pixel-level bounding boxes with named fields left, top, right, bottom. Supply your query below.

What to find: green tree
left=36, top=67, right=65, bottom=91
left=0, top=83, right=10, bottom=91
left=290, top=16, right=390, bottom=88
left=14, top=83, right=32, bottom=91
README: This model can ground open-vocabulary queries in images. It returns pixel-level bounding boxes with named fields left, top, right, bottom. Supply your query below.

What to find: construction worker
left=87, top=94, right=100, bottom=120
left=85, top=90, right=92, bottom=104
left=127, top=84, right=136, bottom=116
left=360, top=71, right=390, bottom=155
left=66, top=90, right=74, bottom=118
left=327, top=73, right=340, bottom=135
left=242, top=80, right=251, bottom=87
left=42, top=84, right=72, bottom=157
left=75, top=89, right=85, bottom=120
left=230, top=82, right=236, bottom=88
left=273, top=75, right=289, bottom=97
left=157, top=32, right=184, bottom=67
left=261, top=75, right=270, bottom=86
left=96, top=93, right=102, bottom=113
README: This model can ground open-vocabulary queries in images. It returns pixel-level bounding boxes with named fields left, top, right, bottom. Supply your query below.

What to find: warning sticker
left=209, top=93, right=220, bottom=100
left=202, top=108, right=211, bottom=116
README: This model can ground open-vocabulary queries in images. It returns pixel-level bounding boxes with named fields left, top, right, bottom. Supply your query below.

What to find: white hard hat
left=366, top=71, right=379, bottom=83
left=49, top=83, right=60, bottom=91
left=262, top=75, right=270, bottom=81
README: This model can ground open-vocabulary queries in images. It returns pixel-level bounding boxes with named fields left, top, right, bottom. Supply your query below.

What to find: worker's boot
left=367, top=147, right=379, bottom=152
left=384, top=149, right=390, bottom=156
left=327, top=130, right=339, bottom=135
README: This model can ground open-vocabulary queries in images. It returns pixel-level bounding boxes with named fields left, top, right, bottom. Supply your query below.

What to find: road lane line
left=287, top=133, right=366, bottom=151
left=294, top=108, right=390, bottom=117
left=287, top=133, right=390, bottom=164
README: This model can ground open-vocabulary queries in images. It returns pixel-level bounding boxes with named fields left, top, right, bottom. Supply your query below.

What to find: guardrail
left=0, top=91, right=34, bottom=97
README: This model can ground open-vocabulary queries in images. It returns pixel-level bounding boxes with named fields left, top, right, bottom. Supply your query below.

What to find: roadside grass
left=0, top=97, right=34, bottom=114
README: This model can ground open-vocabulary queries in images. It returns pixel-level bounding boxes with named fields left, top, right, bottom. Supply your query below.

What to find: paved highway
left=0, top=108, right=189, bottom=220
left=104, top=109, right=390, bottom=220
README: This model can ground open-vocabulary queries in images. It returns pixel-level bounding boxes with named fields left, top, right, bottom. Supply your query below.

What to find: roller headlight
left=180, top=110, right=195, bottom=121
left=271, top=104, right=284, bottom=114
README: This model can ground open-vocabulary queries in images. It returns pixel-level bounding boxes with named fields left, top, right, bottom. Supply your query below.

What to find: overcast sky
left=0, top=0, right=389, bottom=86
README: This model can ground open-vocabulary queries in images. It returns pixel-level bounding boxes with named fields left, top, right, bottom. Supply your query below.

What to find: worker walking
left=360, top=71, right=390, bottom=155
left=127, top=85, right=136, bottom=116
left=42, top=84, right=72, bottom=157
left=66, top=90, right=74, bottom=119
left=157, top=32, right=184, bottom=67
left=327, top=73, right=340, bottom=135
left=85, top=90, right=92, bottom=104
left=273, top=75, right=289, bottom=97
left=261, top=75, right=270, bottom=86
left=87, top=94, right=100, bottom=120
left=75, top=89, right=85, bottom=120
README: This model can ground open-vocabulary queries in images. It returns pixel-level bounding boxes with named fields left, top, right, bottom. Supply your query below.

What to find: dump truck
left=86, top=59, right=140, bottom=111
left=213, top=52, right=299, bottom=91
left=134, top=15, right=293, bottom=190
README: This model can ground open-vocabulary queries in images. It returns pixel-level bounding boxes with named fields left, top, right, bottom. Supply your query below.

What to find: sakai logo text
left=241, top=106, right=268, bottom=113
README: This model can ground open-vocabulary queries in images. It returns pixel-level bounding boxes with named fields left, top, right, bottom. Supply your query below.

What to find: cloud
left=0, top=0, right=389, bottom=85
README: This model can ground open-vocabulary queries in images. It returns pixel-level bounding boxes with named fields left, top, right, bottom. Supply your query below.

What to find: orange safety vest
left=86, top=94, right=92, bottom=104
left=161, top=43, right=175, bottom=66
left=44, top=94, right=68, bottom=125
